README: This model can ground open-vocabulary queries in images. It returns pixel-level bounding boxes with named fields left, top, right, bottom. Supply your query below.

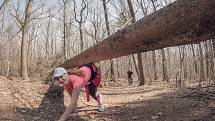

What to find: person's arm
left=58, top=85, right=82, bottom=121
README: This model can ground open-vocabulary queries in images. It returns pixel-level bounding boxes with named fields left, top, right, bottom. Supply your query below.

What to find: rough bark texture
left=21, top=0, right=32, bottom=80
left=61, top=0, right=215, bottom=69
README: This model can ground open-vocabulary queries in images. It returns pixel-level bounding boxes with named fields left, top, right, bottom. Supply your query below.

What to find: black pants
left=88, top=81, right=97, bottom=99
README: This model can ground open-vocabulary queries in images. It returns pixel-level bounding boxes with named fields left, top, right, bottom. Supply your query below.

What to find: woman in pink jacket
left=53, top=64, right=104, bottom=121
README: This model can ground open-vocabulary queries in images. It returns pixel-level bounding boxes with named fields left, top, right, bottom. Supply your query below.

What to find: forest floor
left=0, top=76, right=215, bottom=121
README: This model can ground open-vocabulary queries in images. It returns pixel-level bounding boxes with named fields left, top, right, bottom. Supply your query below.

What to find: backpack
left=80, top=63, right=101, bottom=87
left=80, top=63, right=102, bottom=102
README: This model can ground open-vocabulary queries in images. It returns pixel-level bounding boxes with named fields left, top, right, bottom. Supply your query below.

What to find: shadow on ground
left=96, top=88, right=215, bottom=121
left=16, top=83, right=215, bottom=121
left=16, top=84, right=86, bottom=121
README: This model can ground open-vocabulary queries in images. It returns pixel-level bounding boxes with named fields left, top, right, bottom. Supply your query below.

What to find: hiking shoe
left=98, top=104, right=105, bottom=112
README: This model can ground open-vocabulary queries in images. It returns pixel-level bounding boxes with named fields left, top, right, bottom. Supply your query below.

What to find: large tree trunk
left=60, top=0, right=215, bottom=69
left=21, top=0, right=33, bottom=80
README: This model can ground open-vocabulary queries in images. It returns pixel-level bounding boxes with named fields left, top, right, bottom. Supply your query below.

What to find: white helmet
left=53, top=67, right=67, bottom=78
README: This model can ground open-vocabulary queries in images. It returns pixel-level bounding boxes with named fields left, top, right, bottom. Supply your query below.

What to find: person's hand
left=58, top=86, right=82, bottom=121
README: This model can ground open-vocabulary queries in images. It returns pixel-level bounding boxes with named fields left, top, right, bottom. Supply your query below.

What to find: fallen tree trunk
left=61, top=0, right=215, bottom=69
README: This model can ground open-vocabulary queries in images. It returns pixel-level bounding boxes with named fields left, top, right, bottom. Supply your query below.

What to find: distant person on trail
left=127, top=70, right=133, bottom=86
left=53, top=63, right=104, bottom=121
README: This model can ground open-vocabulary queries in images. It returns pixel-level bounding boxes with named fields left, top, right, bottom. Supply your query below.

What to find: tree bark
left=191, top=44, right=198, bottom=74
left=161, top=48, right=168, bottom=82
left=63, top=0, right=67, bottom=59
left=209, top=40, right=214, bottom=83
left=60, top=0, right=215, bottom=69
left=21, top=0, right=33, bottom=80
left=204, top=41, right=209, bottom=81
left=152, top=51, right=158, bottom=80
left=182, top=46, right=187, bottom=80
left=198, top=43, right=205, bottom=86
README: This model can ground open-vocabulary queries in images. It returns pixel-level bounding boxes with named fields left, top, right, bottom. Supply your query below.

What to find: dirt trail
left=0, top=76, right=215, bottom=121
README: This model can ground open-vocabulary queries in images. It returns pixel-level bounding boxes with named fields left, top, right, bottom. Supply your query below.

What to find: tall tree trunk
left=178, top=46, right=183, bottom=87
left=167, top=48, right=171, bottom=80
left=137, top=53, right=145, bottom=85
left=151, top=0, right=168, bottom=82
left=152, top=51, right=158, bottom=80
left=102, top=0, right=115, bottom=81
left=79, top=22, right=84, bottom=51
left=63, top=0, right=68, bottom=59
left=209, top=40, right=215, bottom=83
left=198, top=43, right=205, bottom=86
left=21, top=0, right=33, bottom=80
left=161, top=49, right=168, bottom=82
left=60, top=0, right=215, bottom=69
left=151, top=0, right=158, bottom=81
left=127, top=0, right=145, bottom=86
left=116, top=59, right=120, bottom=78
left=204, top=41, right=210, bottom=82
left=63, top=6, right=67, bottom=59
left=191, top=45, right=198, bottom=75
left=182, top=46, right=187, bottom=80
left=46, top=11, right=51, bottom=55
left=131, top=55, right=139, bottom=76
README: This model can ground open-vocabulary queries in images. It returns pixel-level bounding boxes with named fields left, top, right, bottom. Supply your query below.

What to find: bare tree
left=198, top=43, right=205, bottom=86
left=62, top=0, right=69, bottom=59
left=73, top=0, right=87, bottom=51
left=150, top=0, right=168, bottom=82
left=136, top=0, right=149, bottom=16
left=127, top=0, right=145, bottom=86
left=209, top=40, right=214, bottom=83
left=0, top=0, right=8, bottom=11
left=20, top=0, right=33, bottom=80
left=45, top=9, right=52, bottom=55
left=204, top=41, right=209, bottom=81
left=176, top=46, right=184, bottom=87
left=101, top=0, right=115, bottom=82
left=191, top=44, right=198, bottom=75
left=85, top=3, right=103, bottom=44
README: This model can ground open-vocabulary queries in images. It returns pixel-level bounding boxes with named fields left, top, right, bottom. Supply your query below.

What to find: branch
left=73, top=0, right=80, bottom=23
left=0, top=0, right=8, bottom=10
